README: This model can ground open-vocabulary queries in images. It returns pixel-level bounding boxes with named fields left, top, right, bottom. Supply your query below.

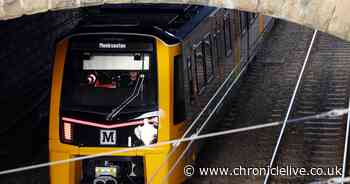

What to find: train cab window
left=173, top=55, right=186, bottom=124
left=61, top=52, right=157, bottom=115
left=204, top=35, right=214, bottom=81
left=194, top=43, right=206, bottom=94
left=223, top=13, right=233, bottom=56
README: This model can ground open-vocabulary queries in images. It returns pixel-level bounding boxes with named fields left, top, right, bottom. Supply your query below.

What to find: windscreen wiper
left=106, top=53, right=146, bottom=121
left=106, top=75, right=145, bottom=121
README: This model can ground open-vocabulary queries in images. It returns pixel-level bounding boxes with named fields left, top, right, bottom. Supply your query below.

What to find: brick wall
left=0, top=9, right=81, bottom=165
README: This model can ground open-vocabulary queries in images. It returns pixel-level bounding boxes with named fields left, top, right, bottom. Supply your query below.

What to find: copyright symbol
left=184, top=165, right=195, bottom=177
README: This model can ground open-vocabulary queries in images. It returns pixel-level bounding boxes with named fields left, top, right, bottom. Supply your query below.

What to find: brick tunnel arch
left=1, top=0, right=349, bottom=41
left=0, top=1, right=347, bottom=182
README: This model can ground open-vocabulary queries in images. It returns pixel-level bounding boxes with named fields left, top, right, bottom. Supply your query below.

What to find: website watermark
left=184, top=165, right=342, bottom=177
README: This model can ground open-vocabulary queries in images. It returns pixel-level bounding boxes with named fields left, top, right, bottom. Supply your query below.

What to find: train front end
left=49, top=33, right=185, bottom=184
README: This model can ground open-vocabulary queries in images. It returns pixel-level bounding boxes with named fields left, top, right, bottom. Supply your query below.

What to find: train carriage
left=49, top=4, right=274, bottom=184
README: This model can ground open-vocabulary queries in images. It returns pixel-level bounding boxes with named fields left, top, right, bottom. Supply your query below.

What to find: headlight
left=95, top=166, right=118, bottom=178
left=62, top=122, right=73, bottom=143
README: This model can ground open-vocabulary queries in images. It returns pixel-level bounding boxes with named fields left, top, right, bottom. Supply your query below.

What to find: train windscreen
left=61, top=51, right=157, bottom=117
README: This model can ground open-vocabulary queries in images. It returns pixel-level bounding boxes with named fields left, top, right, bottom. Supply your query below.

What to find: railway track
left=190, top=21, right=350, bottom=184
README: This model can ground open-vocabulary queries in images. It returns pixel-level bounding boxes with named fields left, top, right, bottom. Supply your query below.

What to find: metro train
left=49, top=4, right=275, bottom=184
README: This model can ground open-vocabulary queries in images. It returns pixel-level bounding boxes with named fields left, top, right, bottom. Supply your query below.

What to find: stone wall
left=1, top=0, right=349, bottom=41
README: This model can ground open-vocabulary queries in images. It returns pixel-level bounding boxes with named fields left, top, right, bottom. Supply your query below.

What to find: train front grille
left=81, top=156, right=145, bottom=184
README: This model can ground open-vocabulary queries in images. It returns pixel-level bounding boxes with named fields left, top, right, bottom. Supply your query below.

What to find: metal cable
left=263, top=29, right=318, bottom=184
left=341, top=98, right=350, bottom=184
left=148, top=22, right=273, bottom=181
left=0, top=108, right=347, bottom=176
left=307, top=101, right=350, bottom=184
left=309, top=176, right=350, bottom=184
left=147, top=64, right=240, bottom=183
left=106, top=76, right=141, bottom=120
left=159, top=61, right=247, bottom=184
left=108, top=77, right=145, bottom=120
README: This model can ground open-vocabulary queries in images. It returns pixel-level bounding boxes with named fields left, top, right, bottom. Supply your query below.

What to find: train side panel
left=177, top=9, right=275, bottom=166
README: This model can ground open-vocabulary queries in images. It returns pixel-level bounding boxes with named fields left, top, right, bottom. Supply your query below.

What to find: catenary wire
left=147, top=64, right=240, bottom=183
left=309, top=176, right=350, bottom=184
left=0, top=109, right=346, bottom=177
left=159, top=58, right=247, bottom=184
left=263, top=29, right=318, bottom=184
left=341, top=98, right=350, bottom=184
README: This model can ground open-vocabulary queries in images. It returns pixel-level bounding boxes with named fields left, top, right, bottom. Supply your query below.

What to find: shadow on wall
left=0, top=9, right=81, bottom=170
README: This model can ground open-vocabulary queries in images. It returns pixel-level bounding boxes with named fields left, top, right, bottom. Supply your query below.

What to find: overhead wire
left=159, top=60, right=247, bottom=184
left=0, top=109, right=347, bottom=176
left=1, top=29, right=347, bottom=184
left=263, top=29, right=318, bottom=184
left=341, top=97, right=350, bottom=184
left=308, top=176, right=350, bottom=184
left=147, top=63, right=240, bottom=183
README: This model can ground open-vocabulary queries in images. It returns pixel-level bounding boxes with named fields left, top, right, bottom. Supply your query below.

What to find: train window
left=204, top=34, right=214, bottom=81
left=194, top=43, right=206, bottom=94
left=213, top=34, right=219, bottom=62
left=215, top=19, right=222, bottom=62
left=173, top=55, right=186, bottom=124
left=61, top=52, right=158, bottom=113
left=187, top=56, right=195, bottom=102
left=83, top=54, right=150, bottom=72
left=223, top=13, right=233, bottom=56
left=240, top=12, right=248, bottom=34
left=81, top=54, right=150, bottom=89
left=248, top=13, right=257, bottom=24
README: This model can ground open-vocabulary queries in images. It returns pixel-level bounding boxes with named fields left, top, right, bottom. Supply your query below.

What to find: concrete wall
left=0, top=0, right=350, bottom=41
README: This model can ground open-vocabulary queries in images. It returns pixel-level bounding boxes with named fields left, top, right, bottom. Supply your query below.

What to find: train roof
left=74, top=4, right=217, bottom=44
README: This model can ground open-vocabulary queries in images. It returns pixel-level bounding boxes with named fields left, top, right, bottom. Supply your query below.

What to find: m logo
left=100, top=130, right=117, bottom=145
